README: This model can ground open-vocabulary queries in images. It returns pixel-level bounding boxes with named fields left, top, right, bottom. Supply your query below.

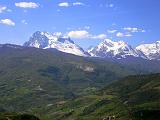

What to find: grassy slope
left=0, top=45, right=160, bottom=120
left=41, top=74, right=160, bottom=120
left=0, top=112, right=40, bottom=120
left=0, top=45, right=134, bottom=111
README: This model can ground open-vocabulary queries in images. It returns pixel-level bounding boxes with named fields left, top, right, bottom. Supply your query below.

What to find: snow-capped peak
left=24, top=31, right=89, bottom=56
left=136, top=41, right=160, bottom=60
left=23, top=32, right=160, bottom=60
left=98, top=39, right=128, bottom=50
left=88, top=39, right=142, bottom=59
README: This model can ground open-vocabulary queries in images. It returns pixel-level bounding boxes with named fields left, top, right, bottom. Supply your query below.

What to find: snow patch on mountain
left=136, top=41, right=160, bottom=60
left=88, top=39, right=144, bottom=59
left=24, top=31, right=89, bottom=56
left=23, top=31, right=160, bottom=60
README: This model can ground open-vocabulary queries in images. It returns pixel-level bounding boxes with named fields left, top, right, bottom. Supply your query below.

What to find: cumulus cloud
left=21, top=20, right=27, bottom=25
left=68, top=30, right=107, bottom=39
left=116, top=32, right=124, bottom=37
left=91, top=34, right=107, bottom=39
left=0, top=19, right=15, bottom=26
left=123, top=27, right=146, bottom=33
left=15, top=2, right=39, bottom=8
left=107, top=30, right=117, bottom=34
left=116, top=32, right=132, bottom=37
left=115, top=27, right=145, bottom=37
left=0, top=6, right=11, bottom=13
left=141, top=30, right=146, bottom=33
left=73, top=2, right=85, bottom=6
left=58, top=2, right=86, bottom=7
left=68, top=30, right=89, bottom=39
left=58, top=2, right=70, bottom=7
left=0, top=6, right=7, bottom=13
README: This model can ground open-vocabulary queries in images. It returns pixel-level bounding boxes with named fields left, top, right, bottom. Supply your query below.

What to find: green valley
left=0, top=45, right=159, bottom=120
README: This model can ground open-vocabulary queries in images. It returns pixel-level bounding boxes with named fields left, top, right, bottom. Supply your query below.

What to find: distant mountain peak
left=136, top=41, right=160, bottom=60
left=23, top=32, right=160, bottom=60
left=24, top=31, right=89, bottom=56
left=0, top=44, right=23, bottom=49
left=89, top=39, right=141, bottom=59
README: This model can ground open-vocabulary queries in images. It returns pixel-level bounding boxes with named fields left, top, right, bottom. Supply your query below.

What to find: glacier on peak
left=23, top=31, right=160, bottom=60
left=24, top=31, right=89, bottom=56
left=88, top=39, right=144, bottom=59
left=136, top=41, right=160, bottom=60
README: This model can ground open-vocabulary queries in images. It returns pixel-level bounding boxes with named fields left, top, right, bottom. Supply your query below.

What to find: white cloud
left=115, top=27, right=146, bottom=37
left=123, top=27, right=146, bottom=33
left=0, top=6, right=7, bottom=13
left=68, top=30, right=89, bottom=39
left=21, top=20, right=27, bottom=25
left=58, top=2, right=70, bottom=7
left=91, top=34, right=107, bottom=39
left=68, top=30, right=107, bottom=39
left=15, top=2, right=39, bottom=8
left=0, top=6, right=11, bottom=13
left=116, top=32, right=124, bottom=37
left=0, top=19, right=15, bottom=26
left=124, top=27, right=138, bottom=32
left=107, top=30, right=117, bottom=34
left=141, top=30, right=146, bottom=33
left=58, top=2, right=86, bottom=7
left=73, top=2, right=85, bottom=6
left=116, top=32, right=132, bottom=37
left=7, top=9, right=12, bottom=12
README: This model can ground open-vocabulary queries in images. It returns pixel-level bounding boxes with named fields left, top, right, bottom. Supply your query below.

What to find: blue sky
left=0, top=0, right=160, bottom=49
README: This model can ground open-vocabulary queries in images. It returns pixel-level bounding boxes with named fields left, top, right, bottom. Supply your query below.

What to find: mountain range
left=0, top=44, right=135, bottom=111
left=24, top=31, right=160, bottom=60
left=0, top=43, right=160, bottom=111
left=0, top=32, right=160, bottom=120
